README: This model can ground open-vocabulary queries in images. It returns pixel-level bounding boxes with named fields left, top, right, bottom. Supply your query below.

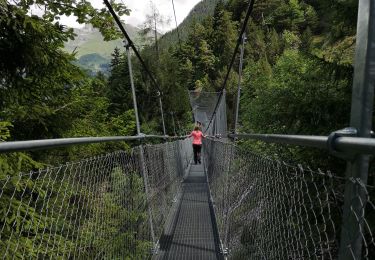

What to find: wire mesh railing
left=203, top=138, right=375, bottom=259
left=0, top=138, right=192, bottom=259
left=188, top=90, right=227, bottom=136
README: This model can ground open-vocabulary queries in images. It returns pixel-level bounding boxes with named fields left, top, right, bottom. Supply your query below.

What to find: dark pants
left=193, top=144, right=202, bottom=164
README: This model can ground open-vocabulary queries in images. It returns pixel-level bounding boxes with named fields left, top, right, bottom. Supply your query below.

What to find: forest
left=0, top=0, right=364, bottom=172
left=0, top=0, right=374, bottom=258
left=141, top=0, right=362, bottom=175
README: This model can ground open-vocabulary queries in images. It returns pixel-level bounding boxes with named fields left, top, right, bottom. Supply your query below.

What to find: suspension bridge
left=1, top=0, right=375, bottom=259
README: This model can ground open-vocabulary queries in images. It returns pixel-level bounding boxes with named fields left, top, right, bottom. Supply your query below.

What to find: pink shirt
left=190, top=130, right=204, bottom=145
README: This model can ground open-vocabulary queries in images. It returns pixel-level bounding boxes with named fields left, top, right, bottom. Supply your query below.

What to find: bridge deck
left=156, top=164, right=222, bottom=260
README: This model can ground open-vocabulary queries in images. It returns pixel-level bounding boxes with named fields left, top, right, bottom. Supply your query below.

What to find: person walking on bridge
left=188, top=126, right=206, bottom=164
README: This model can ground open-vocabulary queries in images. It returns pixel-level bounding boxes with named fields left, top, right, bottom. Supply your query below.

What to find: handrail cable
left=0, top=135, right=186, bottom=153
left=204, top=0, right=255, bottom=133
left=229, top=133, right=375, bottom=155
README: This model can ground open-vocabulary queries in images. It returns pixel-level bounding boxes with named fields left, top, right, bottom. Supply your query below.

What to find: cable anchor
left=123, top=39, right=131, bottom=49
left=327, top=127, right=357, bottom=160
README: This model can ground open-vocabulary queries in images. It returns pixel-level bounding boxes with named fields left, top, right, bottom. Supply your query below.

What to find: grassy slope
left=64, top=24, right=141, bottom=74
left=72, top=53, right=110, bottom=75
left=64, top=24, right=139, bottom=59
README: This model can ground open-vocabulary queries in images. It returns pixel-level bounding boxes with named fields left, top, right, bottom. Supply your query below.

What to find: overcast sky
left=56, top=0, right=201, bottom=33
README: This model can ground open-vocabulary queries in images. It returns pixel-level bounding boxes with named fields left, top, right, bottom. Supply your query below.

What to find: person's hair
left=194, top=126, right=200, bottom=131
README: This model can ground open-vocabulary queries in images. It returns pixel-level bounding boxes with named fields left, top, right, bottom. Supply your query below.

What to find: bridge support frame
left=158, top=91, right=167, bottom=136
left=125, top=40, right=157, bottom=254
left=234, top=33, right=246, bottom=135
left=338, top=1, right=375, bottom=259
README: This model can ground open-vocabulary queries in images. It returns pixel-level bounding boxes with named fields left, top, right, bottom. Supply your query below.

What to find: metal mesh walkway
left=156, top=164, right=223, bottom=260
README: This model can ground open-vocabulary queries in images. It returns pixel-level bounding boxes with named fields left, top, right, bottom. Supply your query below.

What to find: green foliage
left=309, top=0, right=357, bottom=66
left=282, top=30, right=302, bottom=49
left=0, top=7, right=84, bottom=140
left=211, top=3, right=238, bottom=70
left=0, top=0, right=368, bottom=257
left=0, top=122, right=12, bottom=142
left=79, top=168, right=150, bottom=259
left=240, top=49, right=351, bottom=170
left=0, top=0, right=153, bottom=258
left=242, top=49, right=350, bottom=135
left=0, top=124, right=53, bottom=258
left=269, top=0, right=318, bottom=32
left=266, top=29, right=282, bottom=64
left=0, top=120, right=144, bottom=259
left=0, top=151, right=150, bottom=258
left=74, top=53, right=110, bottom=75
left=134, top=0, right=358, bottom=140
left=0, top=122, right=43, bottom=177
left=171, top=5, right=238, bottom=92
left=159, top=0, right=222, bottom=49
left=60, top=76, right=135, bottom=159
left=1, top=0, right=130, bottom=140
left=108, top=48, right=132, bottom=115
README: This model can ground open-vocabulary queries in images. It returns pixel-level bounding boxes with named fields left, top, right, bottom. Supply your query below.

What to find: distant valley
left=65, top=0, right=220, bottom=75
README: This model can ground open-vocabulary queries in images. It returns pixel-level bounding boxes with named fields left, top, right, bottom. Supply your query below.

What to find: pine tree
left=211, top=2, right=238, bottom=71
left=107, top=48, right=132, bottom=115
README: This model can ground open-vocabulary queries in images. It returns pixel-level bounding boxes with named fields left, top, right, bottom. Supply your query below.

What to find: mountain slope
left=64, top=24, right=142, bottom=74
left=64, top=24, right=139, bottom=59
left=72, top=53, right=110, bottom=76
left=65, top=24, right=163, bottom=74
left=159, top=0, right=222, bottom=50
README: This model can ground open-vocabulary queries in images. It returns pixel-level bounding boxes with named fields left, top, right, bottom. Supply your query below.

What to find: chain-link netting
left=203, top=138, right=375, bottom=259
left=0, top=139, right=192, bottom=259
left=341, top=177, right=375, bottom=259
left=188, top=90, right=227, bottom=136
left=142, top=138, right=193, bottom=251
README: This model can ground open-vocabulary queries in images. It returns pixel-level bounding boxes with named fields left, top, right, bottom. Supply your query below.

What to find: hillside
left=64, top=24, right=139, bottom=59
left=72, top=53, right=110, bottom=76
left=63, top=0, right=222, bottom=73
left=64, top=24, right=140, bottom=74
left=159, top=0, right=222, bottom=50
left=65, top=23, right=162, bottom=74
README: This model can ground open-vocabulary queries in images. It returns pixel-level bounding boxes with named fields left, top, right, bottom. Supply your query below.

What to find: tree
left=175, top=22, right=216, bottom=90
left=78, top=168, right=150, bottom=259
left=210, top=2, right=238, bottom=71
left=107, top=48, right=133, bottom=115
left=270, top=0, right=309, bottom=32
left=0, top=7, right=83, bottom=140
left=0, top=1, right=130, bottom=141
left=0, top=3, right=140, bottom=256
left=241, top=49, right=351, bottom=169
left=139, top=1, right=170, bottom=58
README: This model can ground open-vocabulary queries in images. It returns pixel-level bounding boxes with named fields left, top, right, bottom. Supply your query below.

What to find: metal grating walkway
left=156, top=164, right=223, bottom=260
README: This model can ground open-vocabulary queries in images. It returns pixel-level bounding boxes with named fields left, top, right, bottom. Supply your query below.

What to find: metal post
left=171, top=112, right=177, bottom=136
left=125, top=41, right=141, bottom=135
left=221, top=89, right=228, bottom=136
left=234, top=33, right=246, bottom=135
left=223, top=144, right=235, bottom=259
left=139, top=146, right=157, bottom=251
left=125, top=40, right=157, bottom=252
left=338, top=1, right=375, bottom=259
left=158, top=91, right=167, bottom=136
